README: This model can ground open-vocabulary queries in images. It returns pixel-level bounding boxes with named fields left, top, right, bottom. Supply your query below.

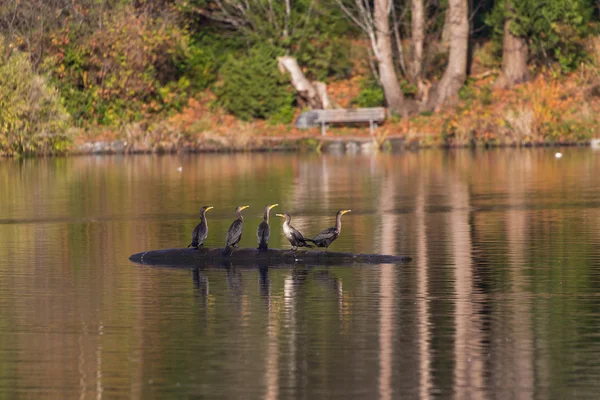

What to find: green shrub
left=400, top=80, right=418, bottom=98
left=176, top=32, right=243, bottom=91
left=486, top=0, right=593, bottom=72
left=296, top=36, right=353, bottom=81
left=352, top=78, right=385, bottom=107
left=214, top=46, right=295, bottom=122
left=183, top=0, right=354, bottom=81
left=0, top=47, right=69, bottom=156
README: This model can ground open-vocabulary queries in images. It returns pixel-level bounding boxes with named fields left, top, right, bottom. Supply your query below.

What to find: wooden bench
left=315, top=107, right=386, bottom=136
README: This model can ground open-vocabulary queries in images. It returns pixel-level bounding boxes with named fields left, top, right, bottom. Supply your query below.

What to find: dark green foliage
left=352, top=78, right=385, bottom=108
left=400, top=80, right=418, bottom=98
left=185, top=0, right=355, bottom=81
left=486, top=0, right=593, bottom=71
left=179, top=32, right=246, bottom=91
left=296, top=36, right=353, bottom=81
left=214, top=46, right=295, bottom=122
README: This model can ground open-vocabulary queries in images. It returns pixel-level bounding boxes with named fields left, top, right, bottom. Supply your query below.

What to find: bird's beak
left=275, top=214, right=285, bottom=218
left=342, top=209, right=351, bottom=214
left=241, top=205, right=250, bottom=210
left=269, top=204, right=279, bottom=210
left=206, top=206, right=214, bottom=211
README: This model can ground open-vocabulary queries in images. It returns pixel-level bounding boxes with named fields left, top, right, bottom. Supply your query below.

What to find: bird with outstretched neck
left=308, top=209, right=351, bottom=251
left=276, top=213, right=314, bottom=251
left=257, top=204, right=278, bottom=250
left=188, top=206, right=213, bottom=249
left=223, top=205, right=249, bottom=256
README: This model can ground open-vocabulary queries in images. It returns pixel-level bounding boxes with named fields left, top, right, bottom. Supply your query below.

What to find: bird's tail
left=258, top=243, right=268, bottom=251
left=301, top=241, right=314, bottom=248
left=187, top=243, right=193, bottom=248
left=222, top=246, right=234, bottom=256
left=305, top=239, right=316, bottom=244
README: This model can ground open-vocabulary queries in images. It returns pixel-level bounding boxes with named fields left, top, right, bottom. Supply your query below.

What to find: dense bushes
left=214, top=46, right=295, bottom=123
left=48, top=6, right=203, bottom=126
left=0, top=46, right=69, bottom=156
left=352, top=78, right=385, bottom=108
left=487, top=0, right=593, bottom=71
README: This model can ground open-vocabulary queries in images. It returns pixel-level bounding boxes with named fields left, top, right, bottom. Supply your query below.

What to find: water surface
left=2, top=149, right=600, bottom=398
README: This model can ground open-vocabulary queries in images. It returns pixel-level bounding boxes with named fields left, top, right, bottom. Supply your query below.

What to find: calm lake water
left=2, top=149, right=600, bottom=398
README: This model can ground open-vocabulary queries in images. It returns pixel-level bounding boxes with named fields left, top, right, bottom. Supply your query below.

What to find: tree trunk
left=427, top=0, right=468, bottom=110
left=374, top=0, right=405, bottom=115
left=411, top=0, right=425, bottom=82
left=495, top=1, right=529, bottom=89
left=277, top=56, right=330, bottom=109
left=441, top=5, right=452, bottom=48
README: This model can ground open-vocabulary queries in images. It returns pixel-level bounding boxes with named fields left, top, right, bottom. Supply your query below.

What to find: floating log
left=129, top=247, right=412, bottom=267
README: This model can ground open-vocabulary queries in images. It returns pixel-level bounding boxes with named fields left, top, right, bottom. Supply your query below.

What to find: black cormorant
left=223, top=205, right=249, bottom=255
left=188, top=206, right=213, bottom=249
left=257, top=204, right=278, bottom=250
left=276, top=213, right=314, bottom=250
left=308, top=209, right=351, bottom=251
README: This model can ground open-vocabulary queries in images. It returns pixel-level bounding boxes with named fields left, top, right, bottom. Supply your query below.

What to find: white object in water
left=591, top=139, right=600, bottom=149
left=177, top=166, right=183, bottom=172
left=555, top=152, right=563, bottom=159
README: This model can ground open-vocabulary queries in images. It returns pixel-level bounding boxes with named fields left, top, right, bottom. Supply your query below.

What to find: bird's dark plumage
left=308, top=209, right=351, bottom=251
left=223, top=205, right=249, bottom=255
left=276, top=213, right=314, bottom=250
left=257, top=204, right=278, bottom=250
left=188, top=206, right=213, bottom=249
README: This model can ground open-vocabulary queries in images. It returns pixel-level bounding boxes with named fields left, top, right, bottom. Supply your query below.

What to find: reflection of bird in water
left=192, top=269, right=209, bottom=295
left=258, top=264, right=270, bottom=301
left=291, top=267, right=310, bottom=284
left=276, top=213, right=314, bottom=250
left=308, top=209, right=351, bottom=251
left=223, top=205, right=249, bottom=256
left=257, top=204, right=278, bottom=250
left=313, top=270, right=342, bottom=291
left=223, top=264, right=244, bottom=298
left=312, top=270, right=344, bottom=317
left=188, top=206, right=213, bottom=249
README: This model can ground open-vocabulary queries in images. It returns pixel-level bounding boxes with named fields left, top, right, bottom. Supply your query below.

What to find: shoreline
left=70, top=135, right=594, bottom=156
left=2, top=133, right=596, bottom=158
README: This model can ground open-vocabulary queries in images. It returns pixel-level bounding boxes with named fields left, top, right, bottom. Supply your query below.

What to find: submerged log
left=129, top=247, right=412, bottom=267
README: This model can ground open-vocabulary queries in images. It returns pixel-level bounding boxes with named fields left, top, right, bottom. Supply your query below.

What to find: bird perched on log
left=308, top=209, right=351, bottom=251
left=223, top=205, right=249, bottom=255
left=257, top=204, right=278, bottom=250
left=276, top=213, right=314, bottom=251
left=188, top=206, right=213, bottom=249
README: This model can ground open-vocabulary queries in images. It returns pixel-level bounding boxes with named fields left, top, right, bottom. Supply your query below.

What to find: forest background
left=0, top=0, right=599, bottom=155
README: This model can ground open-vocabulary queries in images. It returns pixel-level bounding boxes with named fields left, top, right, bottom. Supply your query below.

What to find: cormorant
left=308, top=209, right=351, bottom=251
left=276, top=213, right=314, bottom=250
left=188, top=206, right=213, bottom=249
left=223, top=205, right=249, bottom=255
left=257, top=204, right=278, bottom=250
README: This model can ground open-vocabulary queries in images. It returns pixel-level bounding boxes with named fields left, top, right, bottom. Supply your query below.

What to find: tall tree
left=427, top=0, right=468, bottom=110
left=374, top=0, right=405, bottom=114
left=410, top=0, right=425, bottom=82
left=337, top=0, right=406, bottom=115
left=495, top=1, right=528, bottom=88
